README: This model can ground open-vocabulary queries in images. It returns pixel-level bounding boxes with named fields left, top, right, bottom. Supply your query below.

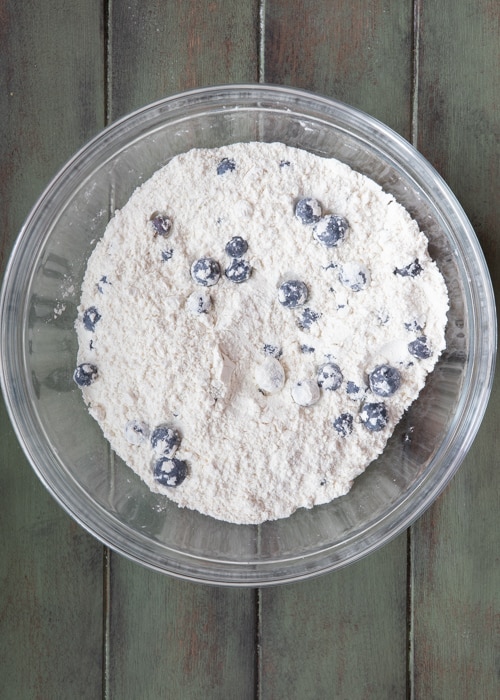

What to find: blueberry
left=346, top=381, right=365, bottom=400
left=404, top=319, right=424, bottom=332
left=161, top=248, right=174, bottom=262
left=225, top=258, right=252, bottom=283
left=150, top=213, right=172, bottom=237
left=124, top=420, right=150, bottom=445
left=225, top=236, right=248, bottom=258
left=313, top=214, right=348, bottom=247
left=217, top=157, right=236, bottom=175
left=83, top=306, right=101, bottom=331
left=187, top=289, right=211, bottom=314
left=333, top=413, right=354, bottom=437
left=295, top=197, right=322, bottom=225
left=408, top=336, right=432, bottom=359
left=191, top=257, right=221, bottom=286
left=73, top=363, right=98, bottom=386
left=278, top=280, right=308, bottom=308
left=97, top=276, right=110, bottom=294
left=263, top=344, right=282, bottom=358
left=300, top=345, right=315, bottom=354
left=360, top=402, right=388, bottom=432
left=296, top=307, right=321, bottom=331
left=339, top=263, right=370, bottom=292
left=150, top=425, right=181, bottom=457
left=153, top=456, right=188, bottom=487
left=369, top=365, right=401, bottom=397
left=291, top=379, right=321, bottom=407
left=279, top=159, right=291, bottom=168
left=394, top=259, right=423, bottom=277
left=255, top=357, right=285, bottom=394
left=317, top=362, right=343, bottom=391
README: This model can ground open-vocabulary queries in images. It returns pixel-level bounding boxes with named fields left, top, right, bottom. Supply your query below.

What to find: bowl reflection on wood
left=0, top=85, right=495, bottom=585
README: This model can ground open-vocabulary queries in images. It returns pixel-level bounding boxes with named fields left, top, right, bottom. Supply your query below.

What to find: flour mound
left=75, top=142, right=449, bottom=524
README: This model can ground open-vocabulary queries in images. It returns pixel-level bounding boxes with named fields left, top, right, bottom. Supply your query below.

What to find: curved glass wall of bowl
left=0, top=86, right=496, bottom=585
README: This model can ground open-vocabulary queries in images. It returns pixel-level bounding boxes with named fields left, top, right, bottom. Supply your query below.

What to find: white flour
left=75, top=142, right=449, bottom=524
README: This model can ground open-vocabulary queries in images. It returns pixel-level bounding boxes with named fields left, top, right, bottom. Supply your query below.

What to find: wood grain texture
left=411, top=1, right=500, bottom=697
left=109, top=0, right=260, bottom=120
left=259, top=542, right=409, bottom=700
left=260, top=2, right=413, bottom=697
left=264, top=0, right=414, bottom=137
left=108, top=567, right=257, bottom=699
left=106, top=2, right=260, bottom=698
left=0, top=1, right=105, bottom=698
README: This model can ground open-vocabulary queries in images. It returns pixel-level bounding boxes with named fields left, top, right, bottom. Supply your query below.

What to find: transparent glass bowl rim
left=0, top=84, right=497, bottom=586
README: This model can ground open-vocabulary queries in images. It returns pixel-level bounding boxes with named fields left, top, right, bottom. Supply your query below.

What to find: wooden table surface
left=1, top=2, right=499, bottom=698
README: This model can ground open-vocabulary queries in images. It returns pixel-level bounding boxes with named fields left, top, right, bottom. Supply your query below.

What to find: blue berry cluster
left=151, top=424, right=188, bottom=488
left=295, top=197, right=349, bottom=249
left=150, top=211, right=174, bottom=262
left=122, top=418, right=188, bottom=488
left=224, top=237, right=252, bottom=283
left=190, top=237, right=252, bottom=293
left=74, top=304, right=102, bottom=385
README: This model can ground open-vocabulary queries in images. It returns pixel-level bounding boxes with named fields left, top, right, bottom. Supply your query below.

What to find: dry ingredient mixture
left=74, top=142, right=449, bottom=524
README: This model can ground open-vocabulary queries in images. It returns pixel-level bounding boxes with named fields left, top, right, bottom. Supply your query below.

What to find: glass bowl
left=1, top=85, right=496, bottom=586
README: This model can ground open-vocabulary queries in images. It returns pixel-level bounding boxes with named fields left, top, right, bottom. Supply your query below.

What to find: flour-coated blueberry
left=187, top=289, right=211, bottom=314
left=225, top=236, right=248, bottom=258
left=83, top=306, right=101, bottom=331
left=369, top=365, right=401, bottom=397
left=191, top=257, right=221, bottom=286
left=333, top=413, right=354, bottom=437
left=408, top=336, right=432, bottom=359
left=346, top=381, right=365, bottom=400
left=317, top=362, right=343, bottom=391
left=153, top=456, right=188, bottom=487
left=404, top=319, right=424, bottom=332
left=295, top=197, right=322, bottom=224
left=150, top=425, right=181, bottom=457
left=360, top=402, right=388, bottom=431
left=225, top=257, right=252, bottom=283
left=124, top=420, right=150, bottom=445
left=263, top=344, right=282, bottom=358
left=313, top=214, right=348, bottom=248
left=255, top=357, right=285, bottom=394
left=150, top=213, right=172, bottom=237
left=161, top=248, right=174, bottom=262
left=394, top=259, right=423, bottom=277
left=297, top=307, right=321, bottom=330
left=217, top=157, right=236, bottom=175
left=339, top=262, right=370, bottom=292
left=73, top=363, right=98, bottom=386
left=291, top=379, right=320, bottom=406
left=97, top=276, right=110, bottom=294
left=278, top=280, right=308, bottom=308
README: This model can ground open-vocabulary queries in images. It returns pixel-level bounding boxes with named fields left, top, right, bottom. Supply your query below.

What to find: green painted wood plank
left=109, top=0, right=260, bottom=120
left=264, top=0, right=414, bottom=138
left=0, top=1, right=106, bottom=698
left=259, top=2, right=413, bottom=698
left=411, top=1, right=500, bottom=697
left=106, top=3, right=260, bottom=698
left=108, top=570, right=257, bottom=700
left=259, top=544, right=409, bottom=700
